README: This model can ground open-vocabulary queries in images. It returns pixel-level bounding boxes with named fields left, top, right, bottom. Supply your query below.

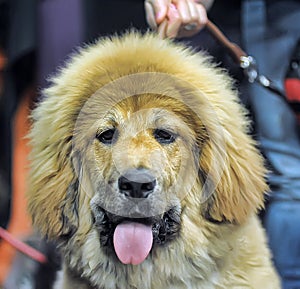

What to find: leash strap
left=206, top=18, right=287, bottom=100
left=0, top=226, right=47, bottom=264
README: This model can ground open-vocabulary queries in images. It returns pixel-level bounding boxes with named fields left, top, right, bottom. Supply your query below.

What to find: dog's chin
left=91, top=204, right=181, bottom=255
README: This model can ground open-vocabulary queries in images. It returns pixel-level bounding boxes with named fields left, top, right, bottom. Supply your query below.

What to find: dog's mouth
left=91, top=205, right=181, bottom=265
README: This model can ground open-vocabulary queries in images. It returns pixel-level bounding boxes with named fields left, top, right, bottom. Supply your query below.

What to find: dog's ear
left=27, top=96, right=81, bottom=240
left=198, top=103, right=268, bottom=224
left=27, top=138, right=78, bottom=239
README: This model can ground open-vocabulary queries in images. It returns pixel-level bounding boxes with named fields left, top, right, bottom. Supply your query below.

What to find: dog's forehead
left=75, top=91, right=204, bottom=144
left=103, top=95, right=193, bottom=132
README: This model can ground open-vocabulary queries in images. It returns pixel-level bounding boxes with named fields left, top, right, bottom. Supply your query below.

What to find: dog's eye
left=96, top=128, right=117, bottom=144
left=154, top=129, right=176, bottom=144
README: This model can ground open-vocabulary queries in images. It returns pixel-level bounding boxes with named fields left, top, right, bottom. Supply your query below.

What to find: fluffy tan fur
left=27, top=32, right=281, bottom=289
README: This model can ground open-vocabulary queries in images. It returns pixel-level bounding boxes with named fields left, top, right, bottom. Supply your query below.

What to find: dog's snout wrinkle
left=118, top=169, right=156, bottom=198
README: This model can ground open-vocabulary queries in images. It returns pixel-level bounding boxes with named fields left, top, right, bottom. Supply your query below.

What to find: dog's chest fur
left=55, top=219, right=242, bottom=289
left=54, top=216, right=280, bottom=289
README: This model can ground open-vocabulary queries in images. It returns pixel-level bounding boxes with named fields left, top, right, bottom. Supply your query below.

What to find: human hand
left=144, top=0, right=208, bottom=39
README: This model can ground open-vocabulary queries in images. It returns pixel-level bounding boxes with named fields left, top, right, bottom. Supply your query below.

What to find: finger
left=145, top=0, right=169, bottom=24
left=145, top=2, right=158, bottom=29
left=196, top=3, right=208, bottom=27
left=166, top=3, right=182, bottom=38
left=186, top=0, right=200, bottom=22
left=176, top=3, right=207, bottom=38
left=176, top=0, right=191, bottom=24
left=158, top=19, right=168, bottom=39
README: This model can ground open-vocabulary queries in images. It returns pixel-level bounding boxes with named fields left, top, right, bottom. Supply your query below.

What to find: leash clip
left=240, top=55, right=258, bottom=83
left=240, top=55, right=286, bottom=98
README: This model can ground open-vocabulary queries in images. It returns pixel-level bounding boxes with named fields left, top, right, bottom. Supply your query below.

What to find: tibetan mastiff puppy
left=27, top=32, right=280, bottom=289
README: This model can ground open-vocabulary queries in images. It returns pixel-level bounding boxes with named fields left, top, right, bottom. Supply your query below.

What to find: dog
left=27, top=32, right=281, bottom=289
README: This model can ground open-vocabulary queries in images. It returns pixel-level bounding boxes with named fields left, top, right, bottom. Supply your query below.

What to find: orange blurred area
left=0, top=88, right=33, bottom=284
left=0, top=48, right=6, bottom=95
left=0, top=49, right=6, bottom=68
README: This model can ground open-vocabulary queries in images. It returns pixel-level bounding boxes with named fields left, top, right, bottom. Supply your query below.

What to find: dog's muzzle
left=91, top=204, right=181, bottom=265
left=90, top=167, right=181, bottom=265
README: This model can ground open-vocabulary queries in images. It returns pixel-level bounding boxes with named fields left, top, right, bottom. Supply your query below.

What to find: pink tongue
left=113, top=222, right=153, bottom=265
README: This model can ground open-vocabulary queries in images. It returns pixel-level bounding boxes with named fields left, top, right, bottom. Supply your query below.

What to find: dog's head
left=27, top=32, right=267, bottom=265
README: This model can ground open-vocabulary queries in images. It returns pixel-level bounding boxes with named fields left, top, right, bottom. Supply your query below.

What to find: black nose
left=118, top=169, right=156, bottom=198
